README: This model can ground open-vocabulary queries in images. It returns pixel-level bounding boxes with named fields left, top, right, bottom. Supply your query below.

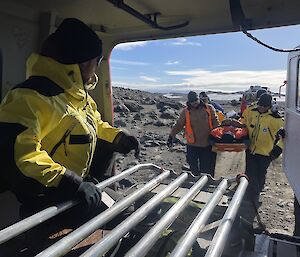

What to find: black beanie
left=257, top=93, right=272, bottom=107
left=256, top=89, right=267, bottom=100
left=199, top=91, right=208, bottom=98
left=187, top=91, right=198, bottom=102
left=41, top=18, right=102, bottom=64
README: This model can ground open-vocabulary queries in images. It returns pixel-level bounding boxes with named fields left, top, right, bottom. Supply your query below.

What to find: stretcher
left=213, top=143, right=248, bottom=152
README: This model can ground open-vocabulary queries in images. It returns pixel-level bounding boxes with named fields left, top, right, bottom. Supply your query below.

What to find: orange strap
left=185, top=109, right=195, bottom=144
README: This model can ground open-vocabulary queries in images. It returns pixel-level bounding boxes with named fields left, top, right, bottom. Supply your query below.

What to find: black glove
left=76, top=182, right=102, bottom=212
left=116, top=132, right=140, bottom=157
left=276, top=128, right=286, bottom=139
left=167, top=135, right=174, bottom=148
left=269, top=145, right=282, bottom=160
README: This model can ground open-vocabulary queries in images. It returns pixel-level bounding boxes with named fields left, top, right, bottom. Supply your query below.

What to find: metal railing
left=0, top=163, right=164, bottom=245
left=0, top=163, right=249, bottom=257
left=170, top=179, right=230, bottom=257
left=37, top=170, right=171, bottom=257
left=204, top=176, right=248, bottom=257
left=125, top=175, right=209, bottom=257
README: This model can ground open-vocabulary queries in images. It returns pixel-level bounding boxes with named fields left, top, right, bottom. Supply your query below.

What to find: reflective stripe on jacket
left=0, top=54, right=121, bottom=189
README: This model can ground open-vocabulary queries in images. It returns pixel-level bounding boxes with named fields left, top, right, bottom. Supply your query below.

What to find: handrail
left=204, top=176, right=248, bottom=257
left=36, top=170, right=170, bottom=257
left=125, top=175, right=209, bottom=257
left=0, top=163, right=164, bottom=245
left=170, top=179, right=230, bottom=257
left=80, top=172, right=189, bottom=257
left=0, top=163, right=249, bottom=257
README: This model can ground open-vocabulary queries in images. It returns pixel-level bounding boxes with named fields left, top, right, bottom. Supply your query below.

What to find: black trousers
left=186, top=145, right=217, bottom=177
left=294, top=196, right=300, bottom=236
left=245, top=150, right=271, bottom=201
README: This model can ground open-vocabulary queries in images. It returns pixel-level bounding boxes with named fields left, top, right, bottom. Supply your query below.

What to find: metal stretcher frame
left=0, top=163, right=248, bottom=257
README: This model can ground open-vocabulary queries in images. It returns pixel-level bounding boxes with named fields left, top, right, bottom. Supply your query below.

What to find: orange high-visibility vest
left=185, top=105, right=213, bottom=144
left=185, top=109, right=195, bottom=143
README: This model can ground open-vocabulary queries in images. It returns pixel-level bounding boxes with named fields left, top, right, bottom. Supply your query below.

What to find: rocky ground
left=111, top=86, right=294, bottom=236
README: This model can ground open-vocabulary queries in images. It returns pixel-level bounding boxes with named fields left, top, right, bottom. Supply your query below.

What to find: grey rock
left=114, top=119, right=127, bottom=127
left=124, top=102, right=144, bottom=112
left=114, top=104, right=130, bottom=113
left=133, top=113, right=142, bottom=120
left=160, top=109, right=178, bottom=119
left=156, top=101, right=183, bottom=111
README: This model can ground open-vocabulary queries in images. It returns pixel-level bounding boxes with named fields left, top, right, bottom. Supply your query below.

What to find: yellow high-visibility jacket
left=241, top=107, right=284, bottom=156
left=239, top=102, right=257, bottom=124
left=0, top=54, right=121, bottom=192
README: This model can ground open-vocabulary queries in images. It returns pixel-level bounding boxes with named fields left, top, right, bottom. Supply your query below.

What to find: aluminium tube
left=170, top=179, right=230, bottom=257
left=125, top=175, right=209, bottom=257
left=204, top=177, right=248, bottom=257
left=0, top=163, right=162, bottom=245
left=36, top=170, right=170, bottom=257
left=80, top=173, right=189, bottom=257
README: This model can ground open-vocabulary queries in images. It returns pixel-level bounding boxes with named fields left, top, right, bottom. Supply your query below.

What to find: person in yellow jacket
left=241, top=93, right=284, bottom=203
left=0, top=18, right=140, bottom=214
left=240, top=88, right=267, bottom=123
left=167, top=91, right=219, bottom=176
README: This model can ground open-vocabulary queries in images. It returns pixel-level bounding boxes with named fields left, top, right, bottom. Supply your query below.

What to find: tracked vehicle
left=1, top=1, right=300, bottom=256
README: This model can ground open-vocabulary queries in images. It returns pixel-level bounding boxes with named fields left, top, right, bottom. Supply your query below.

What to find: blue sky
left=110, top=24, right=300, bottom=93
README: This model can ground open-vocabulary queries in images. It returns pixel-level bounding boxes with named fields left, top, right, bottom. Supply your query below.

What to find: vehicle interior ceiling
left=7, top=0, right=300, bottom=44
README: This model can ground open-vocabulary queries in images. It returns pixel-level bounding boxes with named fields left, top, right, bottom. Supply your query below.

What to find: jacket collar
left=26, top=54, right=87, bottom=105
left=252, top=107, right=272, bottom=115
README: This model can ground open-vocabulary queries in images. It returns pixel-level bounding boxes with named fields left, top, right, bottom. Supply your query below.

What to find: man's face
left=190, top=98, right=199, bottom=108
left=79, top=56, right=102, bottom=85
left=257, top=105, right=270, bottom=113
left=201, top=97, right=209, bottom=104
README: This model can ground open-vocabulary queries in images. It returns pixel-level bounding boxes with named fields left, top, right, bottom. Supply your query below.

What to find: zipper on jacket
left=251, top=115, right=260, bottom=154
left=49, top=124, right=76, bottom=157
left=84, top=114, right=97, bottom=175
left=267, top=127, right=274, bottom=142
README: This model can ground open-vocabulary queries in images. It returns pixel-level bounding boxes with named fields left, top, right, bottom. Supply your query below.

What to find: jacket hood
left=26, top=54, right=87, bottom=103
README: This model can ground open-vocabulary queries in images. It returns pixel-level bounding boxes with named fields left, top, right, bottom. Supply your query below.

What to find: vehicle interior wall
left=0, top=2, right=40, bottom=229
left=0, top=2, right=40, bottom=100
left=284, top=52, right=300, bottom=203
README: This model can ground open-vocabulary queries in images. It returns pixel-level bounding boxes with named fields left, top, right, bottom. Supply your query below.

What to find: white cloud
left=165, top=60, right=179, bottom=65
left=171, top=38, right=202, bottom=47
left=114, top=41, right=147, bottom=51
left=140, top=76, right=158, bottom=82
left=112, top=81, right=183, bottom=92
left=112, top=68, right=287, bottom=93
left=165, top=68, right=287, bottom=92
left=110, top=59, right=150, bottom=66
